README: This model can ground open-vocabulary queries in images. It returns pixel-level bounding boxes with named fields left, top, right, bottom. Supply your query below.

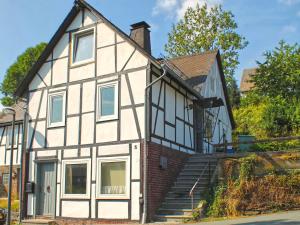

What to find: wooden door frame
left=34, top=159, right=57, bottom=219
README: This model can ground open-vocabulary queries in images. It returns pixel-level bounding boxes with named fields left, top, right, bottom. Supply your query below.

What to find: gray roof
left=0, top=103, right=25, bottom=126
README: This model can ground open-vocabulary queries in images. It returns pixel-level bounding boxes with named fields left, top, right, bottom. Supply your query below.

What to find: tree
left=1, top=42, right=47, bottom=106
left=252, top=41, right=300, bottom=99
left=165, top=4, right=248, bottom=107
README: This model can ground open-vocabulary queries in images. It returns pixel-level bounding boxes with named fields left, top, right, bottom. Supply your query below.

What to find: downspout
left=142, top=64, right=167, bottom=224
left=19, top=105, right=28, bottom=223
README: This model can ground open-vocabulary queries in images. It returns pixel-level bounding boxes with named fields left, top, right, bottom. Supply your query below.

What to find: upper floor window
left=48, top=92, right=66, bottom=127
left=72, top=28, right=94, bottom=65
left=6, top=126, right=18, bottom=147
left=97, top=82, right=118, bottom=121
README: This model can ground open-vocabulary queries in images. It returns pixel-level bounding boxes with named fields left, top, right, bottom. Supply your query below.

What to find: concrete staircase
left=155, top=154, right=218, bottom=222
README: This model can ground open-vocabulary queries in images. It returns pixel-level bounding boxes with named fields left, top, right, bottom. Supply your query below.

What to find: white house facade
left=10, top=0, right=234, bottom=223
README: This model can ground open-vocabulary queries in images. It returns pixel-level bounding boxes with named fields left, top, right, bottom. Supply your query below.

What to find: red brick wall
left=145, top=142, right=190, bottom=220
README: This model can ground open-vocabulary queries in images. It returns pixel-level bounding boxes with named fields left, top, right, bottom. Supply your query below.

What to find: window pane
left=2, top=174, right=9, bottom=186
left=65, top=164, right=87, bottom=194
left=101, top=161, right=126, bottom=194
left=74, top=32, right=93, bottom=63
left=100, top=86, right=115, bottom=117
left=51, top=95, right=63, bottom=123
left=8, top=127, right=17, bottom=146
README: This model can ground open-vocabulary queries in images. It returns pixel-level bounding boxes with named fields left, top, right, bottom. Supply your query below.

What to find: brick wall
left=145, top=142, right=190, bottom=220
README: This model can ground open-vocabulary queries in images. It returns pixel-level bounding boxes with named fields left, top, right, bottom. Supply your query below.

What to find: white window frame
left=96, top=82, right=119, bottom=122
left=61, top=159, right=91, bottom=199
left=6, top=126, right=18, bottom=148
left=47, top=91, right=66, bottom=128
left=96, top=156, right=130, bottom=199
left=71, top=27, right=95, bottom=66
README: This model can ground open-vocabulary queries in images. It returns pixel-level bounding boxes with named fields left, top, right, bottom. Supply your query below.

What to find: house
left=9, top=0, right=233, bottom=223
left=240, top=68, right=257, bottom=95
left=0, top=105, right=24, bottom=199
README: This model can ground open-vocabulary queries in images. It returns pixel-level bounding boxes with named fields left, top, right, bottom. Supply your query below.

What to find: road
left=194, top=210, right=300, bottom=225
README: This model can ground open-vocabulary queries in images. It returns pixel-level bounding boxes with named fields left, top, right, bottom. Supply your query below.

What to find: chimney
left=130, top=21, right=151, bottom=55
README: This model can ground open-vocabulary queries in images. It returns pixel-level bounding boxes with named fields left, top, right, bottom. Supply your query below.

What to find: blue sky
left=0, top=0, right=299, bottom=102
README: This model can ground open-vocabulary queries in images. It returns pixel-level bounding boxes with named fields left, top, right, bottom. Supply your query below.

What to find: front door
left=36, top=162, right=56, bottom=216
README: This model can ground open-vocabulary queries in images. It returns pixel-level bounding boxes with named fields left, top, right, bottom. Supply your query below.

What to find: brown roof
left=169, top=51, right=217, bottom=77
left=240, top=68, right=257, bottom=93
left=0, top=103, right=25, bottom=125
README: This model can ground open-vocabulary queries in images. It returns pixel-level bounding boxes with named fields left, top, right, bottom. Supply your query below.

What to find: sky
left=0, top=0, right=299, bottom=108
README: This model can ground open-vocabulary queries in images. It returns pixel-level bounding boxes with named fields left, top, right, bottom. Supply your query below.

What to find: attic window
left=72, top=28, right=94, bottom=64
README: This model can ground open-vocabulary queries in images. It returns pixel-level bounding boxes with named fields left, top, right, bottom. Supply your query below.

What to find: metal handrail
left=189, top=161, right=211, bottom=209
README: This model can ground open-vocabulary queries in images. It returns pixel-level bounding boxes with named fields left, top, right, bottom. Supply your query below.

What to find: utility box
left=238, top=135, right=255, bottom=152
left=25, top=182, right=35, bottom=193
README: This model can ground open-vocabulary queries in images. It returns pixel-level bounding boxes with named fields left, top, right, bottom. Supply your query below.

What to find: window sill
left=96, top=195, right=129, bottom=200
left=96, top=117, right=119, bottom=123
left=70, top=59, right=95, bottom=69
left=47, top=124, right=65, bottom=129
left=60, top=195, right=90, bottom=200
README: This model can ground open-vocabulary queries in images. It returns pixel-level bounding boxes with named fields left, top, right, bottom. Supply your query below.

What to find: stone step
left=155, top=214, right=193, bottom=222
left=157, top=208, right=193, bottom=216
left=22, top=219, right=56, bottom=225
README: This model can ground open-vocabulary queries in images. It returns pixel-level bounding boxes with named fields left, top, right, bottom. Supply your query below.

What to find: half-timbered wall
left=0, top=124, right=23, bottom=166
left=199, top=60, right=232, bottom=152
left=26, top=8, right=147, bottom=220
left=150, top=68, right=195, bottom=154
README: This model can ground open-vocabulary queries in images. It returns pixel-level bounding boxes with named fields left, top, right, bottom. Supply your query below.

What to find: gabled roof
left=168, top=51, right=235, bottom=128
left=169, top=51, right=217, bottom=77
left=15, top=0, right=159, bottom=97
left=240, top=68, right=257, bottom=93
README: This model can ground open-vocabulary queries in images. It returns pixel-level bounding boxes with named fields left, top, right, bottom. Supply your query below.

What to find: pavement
left=192, top=210, right=300, bottom=225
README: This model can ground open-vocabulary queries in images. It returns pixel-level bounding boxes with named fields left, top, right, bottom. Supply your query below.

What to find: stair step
left=155, top=214, right=193, bottom=222
left=22, top=219, right=56, bottom=225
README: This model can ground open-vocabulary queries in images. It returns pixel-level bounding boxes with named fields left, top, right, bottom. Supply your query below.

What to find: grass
left=0, top=199, right=19, bottom=212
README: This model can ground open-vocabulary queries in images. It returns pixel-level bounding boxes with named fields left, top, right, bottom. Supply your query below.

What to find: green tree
left=165, top=4, right=248, bottom=107
left=1, top=42, right=47, bottom=106
left=252, top=41, right=300, bottom=99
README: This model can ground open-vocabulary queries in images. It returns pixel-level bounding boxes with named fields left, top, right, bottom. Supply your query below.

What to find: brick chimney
left=130, top=21, right=151, bottom=55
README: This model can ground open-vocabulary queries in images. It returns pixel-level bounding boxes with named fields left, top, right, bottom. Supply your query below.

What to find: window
left=72, top=28, right=94, bottom=64
left=62, top=159, right=91, bottom=198
left=2, top=173, right=9, bottom=186
left=97, top=157, right=129, bottom=198
left=97, top=83, right=118, bottom=121
left=6, top=126, right=18, bottom=147
left=48, top=92, right=65, bottom=127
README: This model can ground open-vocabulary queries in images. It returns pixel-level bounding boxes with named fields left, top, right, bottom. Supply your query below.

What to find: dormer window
left=72, top=28, right=95, bottom=65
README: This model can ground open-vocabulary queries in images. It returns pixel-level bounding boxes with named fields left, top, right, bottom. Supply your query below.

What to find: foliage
left=207, top=155, right=300, bottom=217
left=252, top=41, right=300, bottom=99
left=238, top=154, right=257, bottom=180
left=165, top=3, right=247, bottom=107
left=234, top=92, right=300, bottom=142
left=0, top=42, right=47, bottom=106
left=0, top=199, right=19, bottom=212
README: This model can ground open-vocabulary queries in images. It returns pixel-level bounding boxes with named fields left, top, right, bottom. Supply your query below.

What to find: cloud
left=152, top=0, right=223, bottom=20
left=278, top=0, right=300, bottom=5
left=282, top=24, right=297, bottom=33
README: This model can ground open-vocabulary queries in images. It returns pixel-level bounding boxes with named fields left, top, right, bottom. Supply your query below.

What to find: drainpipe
left=19, top=106, right=28, bottom=223
left=142, top=65, right=167, bottom=224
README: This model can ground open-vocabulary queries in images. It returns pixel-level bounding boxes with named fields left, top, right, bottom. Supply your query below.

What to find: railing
left=189, top=161, right=211, bottom=210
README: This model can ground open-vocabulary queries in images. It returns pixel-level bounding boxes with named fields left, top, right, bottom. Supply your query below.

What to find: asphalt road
left=194, top=210, right=300, bottom=225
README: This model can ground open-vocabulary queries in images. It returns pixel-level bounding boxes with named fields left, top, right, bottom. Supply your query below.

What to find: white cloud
left=152, top=0, right=223, bottom=20
left=282, top=24, right=297, bottom=33
left=278, top=0, right=300, bottom=5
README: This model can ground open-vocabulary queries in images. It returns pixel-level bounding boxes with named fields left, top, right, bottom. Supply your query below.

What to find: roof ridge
left=169, top=50, right=218, bottom=61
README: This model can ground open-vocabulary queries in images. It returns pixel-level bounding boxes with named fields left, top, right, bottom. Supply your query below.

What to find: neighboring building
left=0, top=105, right=24, bottom=199
left=6, top=0, right=234, bottom=223
left=240, top=68, right=257, bottom=95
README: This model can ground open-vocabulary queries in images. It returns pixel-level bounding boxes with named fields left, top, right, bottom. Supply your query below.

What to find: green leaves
left=0, top=42, right=47, bottom=106
left=252, top=41, right=300, bottom=99
left=165, top=3, right=248, bottom=107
